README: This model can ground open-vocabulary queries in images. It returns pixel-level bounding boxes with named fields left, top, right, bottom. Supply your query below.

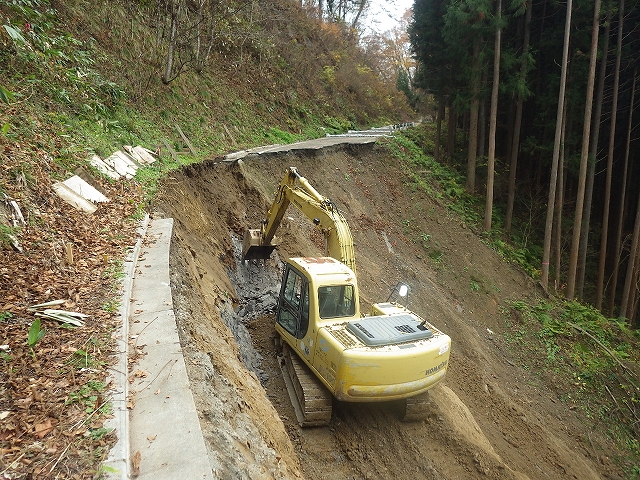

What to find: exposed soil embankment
left=155, top=145, right=622, bottom=479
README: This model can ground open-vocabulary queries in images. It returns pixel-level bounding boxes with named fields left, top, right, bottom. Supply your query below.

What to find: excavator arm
left=242, top=167, right=356, bottom=273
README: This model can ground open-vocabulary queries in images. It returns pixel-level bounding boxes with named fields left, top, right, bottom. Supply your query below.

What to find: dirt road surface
left=154, top=144, right=623, bottom=479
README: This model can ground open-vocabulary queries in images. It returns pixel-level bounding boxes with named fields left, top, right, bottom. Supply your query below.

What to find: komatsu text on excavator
left=242, top=166, right=451, bottom=426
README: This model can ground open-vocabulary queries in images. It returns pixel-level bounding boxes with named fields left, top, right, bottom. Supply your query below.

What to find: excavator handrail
left=244, top=167, right=357, bottom=274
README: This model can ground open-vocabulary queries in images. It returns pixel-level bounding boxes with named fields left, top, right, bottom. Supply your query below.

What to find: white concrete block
left=104, top=151, right=137, bottom=179
left=89, top=155, right=120, bottom=180
left=52, top=182, right=97, bottom=214
left=133, top=146, right=157, bottom=164
left=123, top=145, right=144, bottom=163
left=62, top=175, right=109, bottom=203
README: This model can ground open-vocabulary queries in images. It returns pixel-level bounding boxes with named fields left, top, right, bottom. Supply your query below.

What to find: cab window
left=318, top=284, right=355, bottom=318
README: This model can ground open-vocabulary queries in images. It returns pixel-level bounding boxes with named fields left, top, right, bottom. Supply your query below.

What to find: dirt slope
left=154, top=144, right=623, bottom=479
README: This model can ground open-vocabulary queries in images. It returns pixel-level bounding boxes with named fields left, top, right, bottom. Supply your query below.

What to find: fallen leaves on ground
left=1, top=143, right=143, bottom=479
left=132, top=450, right=142, bottom=477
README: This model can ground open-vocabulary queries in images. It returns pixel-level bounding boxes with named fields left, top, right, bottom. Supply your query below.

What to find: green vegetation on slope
left=389, top=129, right=640, bottom=476
left=1, top=0, right=411, bottom=182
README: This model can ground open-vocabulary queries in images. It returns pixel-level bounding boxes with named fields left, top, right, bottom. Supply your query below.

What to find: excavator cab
left=277, top=259, right=358, bottom=340
left=276, top=264, right=310, bottom=339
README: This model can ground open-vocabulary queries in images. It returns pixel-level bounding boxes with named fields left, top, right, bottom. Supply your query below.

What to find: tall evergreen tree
left=504, top=0, right=532, bottom=236
left=484, top=0, right=502, bottom=231
left=566, top=0, right=601, bottom=300
left=597, top=0, right=624, bottom=310
left=541, top=0, right=572, bottom=292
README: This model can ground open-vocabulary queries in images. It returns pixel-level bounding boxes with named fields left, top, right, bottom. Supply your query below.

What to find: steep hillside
left=154, top=144, right=629, bottom=479
left=1, top=0, right=412, bottom=169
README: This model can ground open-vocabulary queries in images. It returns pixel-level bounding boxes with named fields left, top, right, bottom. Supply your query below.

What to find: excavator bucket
left=242, top=229, right=277, bottom=261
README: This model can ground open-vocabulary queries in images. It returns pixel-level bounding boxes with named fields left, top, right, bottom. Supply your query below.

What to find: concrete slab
left=123, top=145, right=145, bottom=164
left=222, top=134, right=380, bottom=161
left=128, top=145, right=157, bottom=165
left=104, top=214, right=150, bottom=479
left=62, top=175, right=109, bottom=203
left=89, top=154, right=121, bottom=180
left=51, top=182, right=97, bottom=213
left=118, top=149, right=143, bottom=168
left=225, top=150, right=248, bottom=160
left=104, top=151, right=138, bottom=178
left=126, top=218, right=212, bottom=479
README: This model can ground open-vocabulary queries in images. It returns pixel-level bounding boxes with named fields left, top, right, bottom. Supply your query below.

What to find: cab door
left=276, top=265, right=313, bottom=361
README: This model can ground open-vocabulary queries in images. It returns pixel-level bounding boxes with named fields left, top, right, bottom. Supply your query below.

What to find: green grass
left=101, top=299, right=120, bottom=313
left=504, top=298, right=640, bottom=466
left=389, top=131, right=542, bottom=278
left=0, top=224, right=19, bottom=248
left=101, top=259, right=125, bottom=280
left=69, top=348, right=106, bottom=369
left=66, top=380, right=109, bottom=414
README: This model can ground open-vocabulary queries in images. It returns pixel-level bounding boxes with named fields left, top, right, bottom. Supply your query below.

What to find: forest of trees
left=409, top=0, right=640, bottom=325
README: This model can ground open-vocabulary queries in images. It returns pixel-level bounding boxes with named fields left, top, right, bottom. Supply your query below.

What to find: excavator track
left=279, top=342, right=332, bottom=427
left=401, top=391, right=433, bottom=422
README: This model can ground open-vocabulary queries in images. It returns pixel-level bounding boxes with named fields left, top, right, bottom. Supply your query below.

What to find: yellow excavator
left=243, top=166, right=451, bottom=426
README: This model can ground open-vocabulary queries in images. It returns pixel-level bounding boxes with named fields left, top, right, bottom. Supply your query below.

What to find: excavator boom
left=242, top=166, right=356, bottom=273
